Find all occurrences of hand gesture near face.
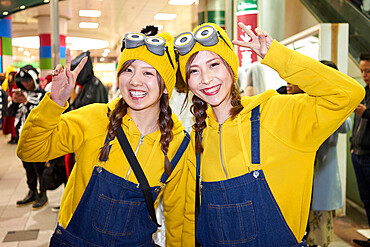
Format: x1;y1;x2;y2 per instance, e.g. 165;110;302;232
50;48;87;106
232;22;273;59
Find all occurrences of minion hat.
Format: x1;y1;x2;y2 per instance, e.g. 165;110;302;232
117;32;178;99
176;23;239;84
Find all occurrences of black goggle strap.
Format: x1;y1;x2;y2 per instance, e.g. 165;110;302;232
217;31;232;50
165;46;175;70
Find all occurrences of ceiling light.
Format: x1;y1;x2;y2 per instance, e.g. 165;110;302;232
79;22;99;29
154;25;163;30
104;49;110;53
44;0;50;3
102;53;108;57
168;0;196;5
100;58;105;62
20;5;26;9
79;10;101;18
154;13;177;20
3;12;8;15
24;51;30;56
13;36;109;51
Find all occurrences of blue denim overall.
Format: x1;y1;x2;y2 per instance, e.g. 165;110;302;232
196;106;308;246
50;131;189;247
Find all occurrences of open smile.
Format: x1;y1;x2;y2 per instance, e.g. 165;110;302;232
201;85;221;96
129;90;147;99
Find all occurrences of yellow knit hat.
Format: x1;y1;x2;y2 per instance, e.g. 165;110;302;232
176;23;239;84
117;32;178;98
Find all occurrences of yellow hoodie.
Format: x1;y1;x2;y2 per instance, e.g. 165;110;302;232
182;41;365;245
17;94;189;246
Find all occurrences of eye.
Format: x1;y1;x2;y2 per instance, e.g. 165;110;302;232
124;67;132;72
210;62;220;68
189;68;198;74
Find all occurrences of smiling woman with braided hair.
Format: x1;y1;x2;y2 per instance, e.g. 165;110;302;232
17;32;189;246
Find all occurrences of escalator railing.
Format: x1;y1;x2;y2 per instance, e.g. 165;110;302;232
300;0;370;63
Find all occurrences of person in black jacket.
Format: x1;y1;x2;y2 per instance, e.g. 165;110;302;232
9;65;47;209
350;52;370;247
70;51;108;110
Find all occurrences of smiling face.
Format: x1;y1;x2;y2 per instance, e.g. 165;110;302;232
119;60;164;115
187;51;234;112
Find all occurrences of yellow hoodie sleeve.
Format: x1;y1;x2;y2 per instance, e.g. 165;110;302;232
261;40;365;151
181;133;197;246
17;92;89;162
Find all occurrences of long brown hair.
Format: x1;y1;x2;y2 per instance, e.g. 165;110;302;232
184;51;243;154
99;60;174;175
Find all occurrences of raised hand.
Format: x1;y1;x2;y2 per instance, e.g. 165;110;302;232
50;48;87;106
232;22;273;59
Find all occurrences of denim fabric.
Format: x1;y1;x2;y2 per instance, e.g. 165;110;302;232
351;153;370;226
49;131;189;246
196;105;308;246
50;167;159;246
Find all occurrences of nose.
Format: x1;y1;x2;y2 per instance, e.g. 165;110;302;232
201;69;213;85
129;72;143;86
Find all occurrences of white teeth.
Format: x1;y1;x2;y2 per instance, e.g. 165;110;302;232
203;85;220;94
130;91;147;97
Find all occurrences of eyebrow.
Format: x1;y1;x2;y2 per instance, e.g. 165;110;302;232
191;57;220;67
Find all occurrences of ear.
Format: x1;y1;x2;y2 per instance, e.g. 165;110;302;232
163;87;168;94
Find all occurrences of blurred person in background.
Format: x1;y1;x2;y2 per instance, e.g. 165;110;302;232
2;67;18;144
9;65;47;209
351;52;370;247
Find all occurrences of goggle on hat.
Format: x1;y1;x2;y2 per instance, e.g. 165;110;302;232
117;32;178;98
175;23;239;84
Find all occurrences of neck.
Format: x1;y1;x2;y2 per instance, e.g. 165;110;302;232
212;96;233;124
129;108;160;136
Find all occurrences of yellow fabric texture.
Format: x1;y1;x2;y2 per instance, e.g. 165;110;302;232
181;40;365;246
177;23;239;84
17;95;188;246
2;65;16;91
117;32;178;98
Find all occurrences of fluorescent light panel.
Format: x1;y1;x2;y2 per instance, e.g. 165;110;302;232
154;13;177;20
168;0;196;5
79;22;99;29
79;10;101;17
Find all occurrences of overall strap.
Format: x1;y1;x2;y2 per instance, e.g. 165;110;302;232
116;127;160;227
250;105;260;165
160;131;190;184
195;132;202;247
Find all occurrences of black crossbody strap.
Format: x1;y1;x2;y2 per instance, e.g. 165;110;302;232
116;127;160;227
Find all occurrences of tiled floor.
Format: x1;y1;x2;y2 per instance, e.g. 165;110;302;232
0;132;368;246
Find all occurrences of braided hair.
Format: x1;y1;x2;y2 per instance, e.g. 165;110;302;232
99;60;174;175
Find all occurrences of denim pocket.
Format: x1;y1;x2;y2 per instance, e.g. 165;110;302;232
92;194;141;236
207;200;257;244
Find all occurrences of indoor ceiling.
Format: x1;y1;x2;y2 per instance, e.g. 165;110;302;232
10;0;197;63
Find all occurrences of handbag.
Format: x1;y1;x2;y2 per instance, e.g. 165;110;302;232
42;156;67;190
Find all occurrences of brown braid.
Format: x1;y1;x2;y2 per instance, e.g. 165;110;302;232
158;92;174;175
191;95;207;154
99;97;128;161
184;52;243;154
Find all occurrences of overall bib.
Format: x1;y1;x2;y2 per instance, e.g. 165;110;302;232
196;106;308;247
50;131;189;247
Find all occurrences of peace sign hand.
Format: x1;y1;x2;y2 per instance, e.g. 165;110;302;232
50;48;87;107
232;22;273;59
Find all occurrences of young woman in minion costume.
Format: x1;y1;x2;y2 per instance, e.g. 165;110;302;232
176;22;364;246
17;32;189;246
